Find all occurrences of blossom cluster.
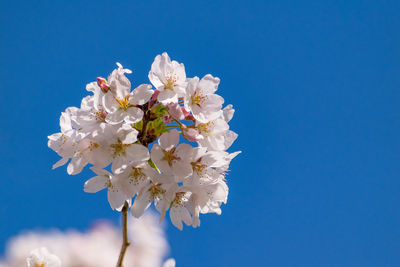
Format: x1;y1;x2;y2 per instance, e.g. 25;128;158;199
0;213;172;267
48;52;240;230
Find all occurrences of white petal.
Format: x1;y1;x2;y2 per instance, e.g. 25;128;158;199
125;144;150;162
198;74;220;94
52;157;69;169
102;91;118;113
130;84;154;105
84;175;109;193
108;188;127;210
163;258;176;267
222;104;235;122
131;188;152;218
67;156;87;175
124;107;144;123
106;109;125;124
157;90;178;104
159;129;179;151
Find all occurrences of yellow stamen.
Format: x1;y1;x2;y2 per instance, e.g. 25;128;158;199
115;96;130;111
165;74;178;90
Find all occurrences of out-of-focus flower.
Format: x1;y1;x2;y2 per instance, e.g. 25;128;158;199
26;247;61;267
0;213;170;267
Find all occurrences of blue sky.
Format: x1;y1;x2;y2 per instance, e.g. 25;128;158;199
1;0;399;266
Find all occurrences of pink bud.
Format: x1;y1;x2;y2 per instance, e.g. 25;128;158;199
182;128;204;142
151;89;160;102
167;103;185;120
181;107;190;117
97;77;110;93
162;115;171;124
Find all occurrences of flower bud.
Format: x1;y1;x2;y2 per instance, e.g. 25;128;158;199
151;89;160;102
182;107;190;117
162;115;171;124
167;103;185;120
182;127;203;142
97;77;110;93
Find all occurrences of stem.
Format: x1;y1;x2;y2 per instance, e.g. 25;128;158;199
116;202;130;267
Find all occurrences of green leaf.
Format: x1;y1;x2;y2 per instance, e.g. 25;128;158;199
148;159;161;173
151;104;168;117
148;117;169;136
134;121;143;131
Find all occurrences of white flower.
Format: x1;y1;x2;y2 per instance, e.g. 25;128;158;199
131;174;175;218
196;117;229;151
184;75;224;123
148;52;187;104
26;247;61;267
150;129;193;181
188;179;229;228
84;167;128;210
103;84;153;125
113;159;157;198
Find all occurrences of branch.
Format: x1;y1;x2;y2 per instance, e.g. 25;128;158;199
116;202;130;267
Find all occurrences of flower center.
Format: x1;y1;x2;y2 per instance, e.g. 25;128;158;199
191;91;207;107
150;183;166;198
116;96;130;111
95;109;107;122
111;140;127;156
165;74;178;90
197;121;215;136
191;159;207;175
162;148;179;166
129;167;146;185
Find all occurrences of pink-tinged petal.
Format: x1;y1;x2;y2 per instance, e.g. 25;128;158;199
182;128;203;142
167;103;185;120
125;107;144;124
157;90;178;104
159;129;179;151
125;144;150;162
131;188;152;218
130;84;154;105
198;74;220;94
84;175;109;193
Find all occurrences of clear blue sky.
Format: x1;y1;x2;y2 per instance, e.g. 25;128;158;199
1;0;399;266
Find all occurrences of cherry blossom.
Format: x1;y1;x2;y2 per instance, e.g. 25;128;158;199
48;53;240;234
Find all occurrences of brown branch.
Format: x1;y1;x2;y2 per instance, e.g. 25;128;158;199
116;202;130;267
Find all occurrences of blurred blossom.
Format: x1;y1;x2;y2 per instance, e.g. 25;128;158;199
0;212;170;267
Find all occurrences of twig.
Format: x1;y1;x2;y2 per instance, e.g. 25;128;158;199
116;202;130;267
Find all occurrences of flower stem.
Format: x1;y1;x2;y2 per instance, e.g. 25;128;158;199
116;202;130;267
